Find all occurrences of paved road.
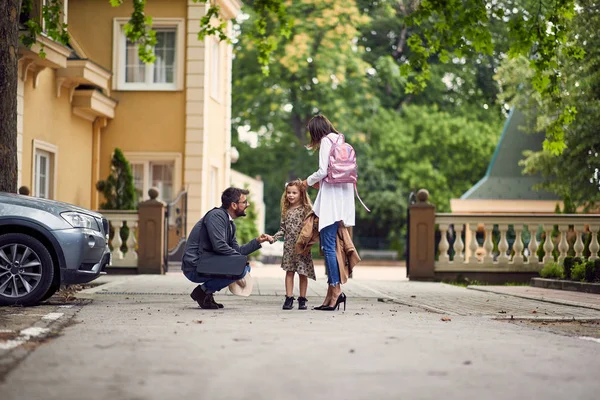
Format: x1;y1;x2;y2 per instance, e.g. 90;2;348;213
1;265;599;400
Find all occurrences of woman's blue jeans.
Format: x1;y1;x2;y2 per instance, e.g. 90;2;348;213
320;222;341;286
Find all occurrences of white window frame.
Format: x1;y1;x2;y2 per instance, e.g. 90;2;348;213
31;139;58;200
210;38;222;102
112;18;185;91
124;152;182;202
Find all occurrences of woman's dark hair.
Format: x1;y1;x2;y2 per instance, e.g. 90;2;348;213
221;187;250;208
307;115;339;149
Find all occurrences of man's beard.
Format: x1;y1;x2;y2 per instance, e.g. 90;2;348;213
235;208;247;218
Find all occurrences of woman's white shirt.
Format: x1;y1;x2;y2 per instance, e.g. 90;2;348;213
307;133;356;231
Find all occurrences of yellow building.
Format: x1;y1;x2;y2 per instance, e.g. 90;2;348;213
16;0;258;233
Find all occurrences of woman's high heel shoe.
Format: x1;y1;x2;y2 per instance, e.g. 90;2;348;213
318;293;346;311
313;297;332;310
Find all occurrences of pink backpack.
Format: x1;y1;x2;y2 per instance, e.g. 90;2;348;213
324;134;371;212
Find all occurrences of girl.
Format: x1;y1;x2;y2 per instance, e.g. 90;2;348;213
272;179;315;310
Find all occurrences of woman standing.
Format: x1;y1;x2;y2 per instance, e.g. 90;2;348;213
303;115;355;311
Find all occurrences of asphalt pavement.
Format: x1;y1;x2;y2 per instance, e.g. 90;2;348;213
0;264;599;400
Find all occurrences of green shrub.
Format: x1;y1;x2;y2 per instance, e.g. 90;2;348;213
595;259;600;282
571;262;587;281
584;260;596;282
563;256;575;279
540;262;564;279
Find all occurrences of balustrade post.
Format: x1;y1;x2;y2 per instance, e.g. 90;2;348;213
573;225;585;258
123;221;138;264
468;224;479;264
557;225;569;264
438;224;450;264
483;225;494;264
453;224;465;263
590;225;600;261
137;188;166;274
111;220;124;260
527;226;540;266
512;224;524;266
408;189;435;281
542;224;555;264
497;224;509;265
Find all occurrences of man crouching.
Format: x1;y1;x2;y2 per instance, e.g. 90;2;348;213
182;187;273;309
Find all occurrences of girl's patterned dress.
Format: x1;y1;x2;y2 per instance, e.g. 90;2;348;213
272;206;315;280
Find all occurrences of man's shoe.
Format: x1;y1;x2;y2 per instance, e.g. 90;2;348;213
200;294;219;309
190;285;206;306
282;296;294;310
190;286;218;309
209;294;224;309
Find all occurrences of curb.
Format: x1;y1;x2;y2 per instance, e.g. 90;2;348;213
0;300;89;382
531;278;600;295
467;286;600;312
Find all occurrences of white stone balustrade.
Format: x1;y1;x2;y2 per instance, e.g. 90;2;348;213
434;214;600;272
100;211;139;268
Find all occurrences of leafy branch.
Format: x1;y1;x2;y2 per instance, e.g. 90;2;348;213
403;0;582;154
110;0;156;63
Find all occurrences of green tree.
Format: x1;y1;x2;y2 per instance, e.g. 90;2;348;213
363;106;500;211
232;0;375;233
496;1;600;210
0;0;585;193
234;187;260;251
96;148;137;210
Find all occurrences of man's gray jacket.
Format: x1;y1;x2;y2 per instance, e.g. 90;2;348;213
182;207;261;273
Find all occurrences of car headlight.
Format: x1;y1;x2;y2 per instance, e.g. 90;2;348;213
61;212;100;231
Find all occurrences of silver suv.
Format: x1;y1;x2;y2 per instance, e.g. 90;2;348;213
0;193;111;306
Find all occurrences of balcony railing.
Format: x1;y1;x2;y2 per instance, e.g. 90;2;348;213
99;211;139;268
434;214;600;272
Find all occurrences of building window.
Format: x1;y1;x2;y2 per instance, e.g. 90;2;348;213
125;152;182;203
32;140;57;199
41;0;68;33
211;39;221;102
113;18;184;91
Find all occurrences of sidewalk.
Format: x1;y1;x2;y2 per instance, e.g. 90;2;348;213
469;285;600;312
87;264;600;319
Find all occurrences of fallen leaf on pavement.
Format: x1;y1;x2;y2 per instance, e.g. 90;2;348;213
194;320;203;324
441;317;452;322
532;310;537;314
498;310;507;314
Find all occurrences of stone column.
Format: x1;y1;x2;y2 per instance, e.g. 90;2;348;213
137;188;166;274
408;189;436;281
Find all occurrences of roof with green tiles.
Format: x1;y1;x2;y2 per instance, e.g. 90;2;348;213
460;109;560;201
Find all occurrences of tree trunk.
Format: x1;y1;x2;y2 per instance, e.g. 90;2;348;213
0;0;21;193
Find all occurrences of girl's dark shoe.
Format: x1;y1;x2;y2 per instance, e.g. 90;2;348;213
282;296;295;310
317;292;346;311
298;297;308;310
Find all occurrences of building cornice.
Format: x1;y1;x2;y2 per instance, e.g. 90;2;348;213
72;90;117;122
18;34;72;88
56;59;113;100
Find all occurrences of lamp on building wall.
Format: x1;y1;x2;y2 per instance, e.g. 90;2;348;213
229;146;239;164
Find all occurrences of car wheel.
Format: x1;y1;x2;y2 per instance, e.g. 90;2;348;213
39;277;61;302
0;233;55;306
